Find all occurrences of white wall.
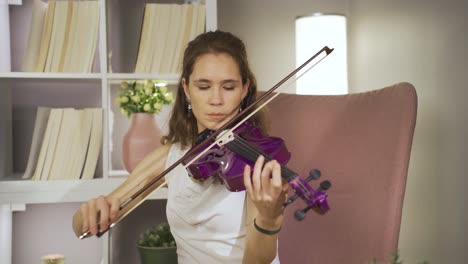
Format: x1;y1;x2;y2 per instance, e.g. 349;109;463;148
348;0;468;263
219;0;468;263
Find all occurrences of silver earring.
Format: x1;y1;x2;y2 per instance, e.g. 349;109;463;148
187;103;192;117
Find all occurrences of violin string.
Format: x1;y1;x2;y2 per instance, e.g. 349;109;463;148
228;137;313;197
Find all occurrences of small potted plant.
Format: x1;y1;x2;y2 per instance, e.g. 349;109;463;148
137;222;177;264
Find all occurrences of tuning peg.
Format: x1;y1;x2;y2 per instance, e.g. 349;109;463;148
306;169;321;182
294;206;312;221
318;180;331;192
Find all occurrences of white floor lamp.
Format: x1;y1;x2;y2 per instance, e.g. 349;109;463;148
295;13;348;95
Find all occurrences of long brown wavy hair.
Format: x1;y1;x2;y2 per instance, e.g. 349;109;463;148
162;30;268;148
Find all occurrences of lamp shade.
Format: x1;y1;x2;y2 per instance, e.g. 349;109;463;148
295;14;347;95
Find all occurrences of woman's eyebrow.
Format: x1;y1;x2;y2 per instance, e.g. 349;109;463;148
221;79;240;85
193;79;240;84
193;79;211;84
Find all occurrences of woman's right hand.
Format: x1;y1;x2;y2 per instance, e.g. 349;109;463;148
78;195;120;236
72;143;171;238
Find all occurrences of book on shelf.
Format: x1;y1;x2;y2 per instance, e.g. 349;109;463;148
22;0;47;72
34;108;63;181
23;107;51;179
25;107;102;181
134;3;206;74
35;0;56;72
25;0;99;73
81;108;103;180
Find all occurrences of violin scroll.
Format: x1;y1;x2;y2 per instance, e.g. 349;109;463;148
285;169;332;221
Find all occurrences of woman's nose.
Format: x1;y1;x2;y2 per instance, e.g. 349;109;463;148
209;89;223;105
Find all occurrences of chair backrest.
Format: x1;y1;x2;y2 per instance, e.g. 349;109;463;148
269;83;417;264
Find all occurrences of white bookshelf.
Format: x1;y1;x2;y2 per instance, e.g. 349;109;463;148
0;0;217;263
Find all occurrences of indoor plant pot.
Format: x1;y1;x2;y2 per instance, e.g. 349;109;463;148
137;245;177;264
137;222;177;264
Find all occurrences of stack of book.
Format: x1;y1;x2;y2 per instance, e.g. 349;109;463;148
23;107;103;181
134;3;206;74
22;0;100;73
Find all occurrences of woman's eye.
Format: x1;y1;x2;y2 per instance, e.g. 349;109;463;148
224;86;235;91
198;86;210;90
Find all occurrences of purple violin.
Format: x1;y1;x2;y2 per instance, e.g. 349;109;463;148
182;120;331;220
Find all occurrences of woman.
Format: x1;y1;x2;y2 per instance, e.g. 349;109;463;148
73;30;287;263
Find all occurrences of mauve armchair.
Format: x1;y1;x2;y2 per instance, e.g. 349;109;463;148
268;83;417;264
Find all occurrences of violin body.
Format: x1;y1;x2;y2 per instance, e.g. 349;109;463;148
182;121;291;191
183;120;331;219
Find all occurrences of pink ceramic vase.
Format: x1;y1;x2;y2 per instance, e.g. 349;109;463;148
122;113;162;173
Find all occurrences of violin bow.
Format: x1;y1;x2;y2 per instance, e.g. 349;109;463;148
78;46;334;239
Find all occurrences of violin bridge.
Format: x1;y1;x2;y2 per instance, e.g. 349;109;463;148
215;130;234;146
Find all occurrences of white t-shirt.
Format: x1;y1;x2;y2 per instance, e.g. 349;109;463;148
165;143;280;264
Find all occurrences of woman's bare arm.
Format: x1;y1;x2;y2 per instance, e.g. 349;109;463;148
72;143;171;237
243;195;284;264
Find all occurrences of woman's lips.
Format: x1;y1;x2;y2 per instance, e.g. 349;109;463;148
207;113;226;121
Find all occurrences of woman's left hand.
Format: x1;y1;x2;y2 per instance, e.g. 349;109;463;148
243;155;288;226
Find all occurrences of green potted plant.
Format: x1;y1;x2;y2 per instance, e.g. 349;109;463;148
137;222;177;264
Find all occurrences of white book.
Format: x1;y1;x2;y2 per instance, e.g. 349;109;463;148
39;108;63;181
196;4;206;36
150;4;171;73
160;4;181;74
171;4;190;74
62;1;79;72
64;1;83;72
134;4;152;73
84;1;100;72
23;107;51;180
81;108;103;180
45;1;69;72
35;0;56;72
189;3;200;42
22;0;47;72
144;5;160;73
32;108;63;181
48;108;76;180
72;2;91;72
69;109;93;180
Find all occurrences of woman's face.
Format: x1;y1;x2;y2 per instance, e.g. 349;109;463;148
182;53;249;133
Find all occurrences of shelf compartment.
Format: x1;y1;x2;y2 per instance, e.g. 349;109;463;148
8;0;102;73
13;202;103;264
108;83;176;172
4;80;103;181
